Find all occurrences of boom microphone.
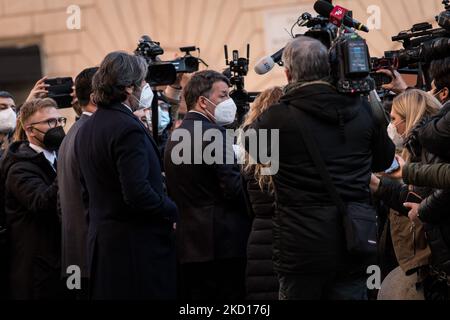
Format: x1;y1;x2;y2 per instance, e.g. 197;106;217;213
254;47;284;75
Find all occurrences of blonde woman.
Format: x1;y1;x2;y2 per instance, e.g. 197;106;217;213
240;86;282;300
388;89;442;164
371;89;442;299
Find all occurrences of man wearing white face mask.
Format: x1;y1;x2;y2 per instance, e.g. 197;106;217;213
164;70;251;301
0;91;17;158
74;52;178;300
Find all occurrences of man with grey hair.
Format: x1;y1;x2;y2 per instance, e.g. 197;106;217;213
250;36;395;300
74;51;178;300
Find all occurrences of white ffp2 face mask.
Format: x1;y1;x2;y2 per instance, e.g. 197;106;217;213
0;107;17;134
204;97;237;126
387;123;405;151
139;83;154;109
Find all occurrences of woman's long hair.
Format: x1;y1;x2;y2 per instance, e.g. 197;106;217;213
240;86;283;191
392;89;441;161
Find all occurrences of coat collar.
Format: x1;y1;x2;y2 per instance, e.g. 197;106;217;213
104;102;161;156
184;111;212;123
107;102;134;116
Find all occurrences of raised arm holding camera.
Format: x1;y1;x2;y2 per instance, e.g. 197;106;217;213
250;36;394;300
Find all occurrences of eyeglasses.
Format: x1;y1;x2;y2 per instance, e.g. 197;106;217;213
29;117;67;129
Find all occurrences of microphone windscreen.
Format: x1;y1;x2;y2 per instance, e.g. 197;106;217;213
254;56;275;75
313;0;334;17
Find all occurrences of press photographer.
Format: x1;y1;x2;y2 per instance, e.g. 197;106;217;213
249;34;394;300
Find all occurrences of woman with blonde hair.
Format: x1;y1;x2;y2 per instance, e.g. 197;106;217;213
240;86;282;300
389;89;442;163
241;86;283;190
371;89;444;300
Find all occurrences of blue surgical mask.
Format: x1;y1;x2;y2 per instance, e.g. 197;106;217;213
158;105;171;134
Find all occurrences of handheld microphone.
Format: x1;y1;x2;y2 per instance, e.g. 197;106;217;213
254;47;284;75
313;0;369;33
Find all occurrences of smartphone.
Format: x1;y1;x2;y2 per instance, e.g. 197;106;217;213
385;158;400;174
405;191;423;204
45;77;74;109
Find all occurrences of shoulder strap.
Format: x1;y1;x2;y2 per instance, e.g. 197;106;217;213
286;104;347;214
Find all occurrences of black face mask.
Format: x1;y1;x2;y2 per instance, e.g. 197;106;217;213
36;126;66;151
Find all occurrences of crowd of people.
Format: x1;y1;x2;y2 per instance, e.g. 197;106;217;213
0;35;449;300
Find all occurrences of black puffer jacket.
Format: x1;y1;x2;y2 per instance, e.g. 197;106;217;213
242;171;278;300
251;83;395;274
0;141;63;300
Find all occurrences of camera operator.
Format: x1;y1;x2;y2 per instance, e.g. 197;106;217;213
74;51;178;300
250;36;395;300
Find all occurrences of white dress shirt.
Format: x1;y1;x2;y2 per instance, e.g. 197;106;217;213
122;103;133;113
29;143;57;169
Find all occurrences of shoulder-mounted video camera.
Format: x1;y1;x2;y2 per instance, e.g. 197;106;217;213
135;35;205;87
371;1;450;91
258;1;374;95
330;32;375;94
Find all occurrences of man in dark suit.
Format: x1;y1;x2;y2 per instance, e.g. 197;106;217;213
58;67;98;299
74;52;178;300
164;70;251;300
